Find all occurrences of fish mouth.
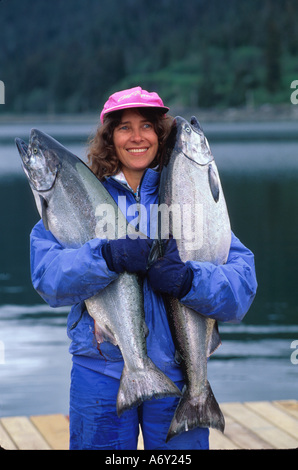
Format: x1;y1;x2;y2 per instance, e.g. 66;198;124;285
16;130;60;193
15;137;29;160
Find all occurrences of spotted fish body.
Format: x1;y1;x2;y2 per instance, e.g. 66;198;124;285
15;129;181;417
157;116;231;442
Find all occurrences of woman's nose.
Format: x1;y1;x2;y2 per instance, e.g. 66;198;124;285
130;128;143;142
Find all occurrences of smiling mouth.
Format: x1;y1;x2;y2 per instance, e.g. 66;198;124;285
127;148;149;154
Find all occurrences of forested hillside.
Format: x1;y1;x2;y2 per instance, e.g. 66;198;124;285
1;0;297;113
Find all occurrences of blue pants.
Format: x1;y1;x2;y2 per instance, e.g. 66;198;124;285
69;363;209;450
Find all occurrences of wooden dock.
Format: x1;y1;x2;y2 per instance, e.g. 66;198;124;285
0;400;297;450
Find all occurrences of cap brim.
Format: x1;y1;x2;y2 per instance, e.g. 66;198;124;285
101;103;169;122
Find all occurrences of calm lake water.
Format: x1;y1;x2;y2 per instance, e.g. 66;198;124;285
0;118;297;418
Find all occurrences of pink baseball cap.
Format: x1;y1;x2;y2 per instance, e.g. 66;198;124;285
100;86;169;123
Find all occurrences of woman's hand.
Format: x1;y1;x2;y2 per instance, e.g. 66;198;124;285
147;237;193;299
102;235;154;275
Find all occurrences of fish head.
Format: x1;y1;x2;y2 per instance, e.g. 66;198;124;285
15;128;61;193
169;116;214;167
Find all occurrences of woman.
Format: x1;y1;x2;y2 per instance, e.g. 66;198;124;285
30;86;257;450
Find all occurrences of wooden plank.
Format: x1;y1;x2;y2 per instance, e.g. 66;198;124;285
209;427;240;449
1;401;297;450
274;400;298;420
1;416;51;450
30;414;69;450
221;402;298;449
222;415;273;449
245;401;298;442
0;422;17;450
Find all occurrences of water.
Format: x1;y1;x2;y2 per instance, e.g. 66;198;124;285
0;118;297;418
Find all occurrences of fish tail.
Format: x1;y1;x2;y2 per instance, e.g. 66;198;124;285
166;381;225;442
116;359;182;417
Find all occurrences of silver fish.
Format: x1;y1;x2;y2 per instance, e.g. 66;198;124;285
15;129;181;416
155;116;231;442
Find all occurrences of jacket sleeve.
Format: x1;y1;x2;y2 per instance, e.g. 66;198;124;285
30;220;118;308
180;232;257;323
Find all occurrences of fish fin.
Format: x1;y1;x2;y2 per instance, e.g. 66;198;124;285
190;116;203;132
208;164;220;203
143;320;149;338
166;381;225;442
39;195;49;230
116;358;181;416
174;349;183;364
207;321;222;357
94;320;117;346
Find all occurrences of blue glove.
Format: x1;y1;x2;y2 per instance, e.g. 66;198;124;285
102;235;153;275
147;237;194;299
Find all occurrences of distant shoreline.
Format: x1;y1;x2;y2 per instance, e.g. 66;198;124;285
0;103;297;124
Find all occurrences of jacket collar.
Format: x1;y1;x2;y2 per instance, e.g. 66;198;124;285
108;168;160;196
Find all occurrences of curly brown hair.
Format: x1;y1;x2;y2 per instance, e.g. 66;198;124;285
86;108;173;180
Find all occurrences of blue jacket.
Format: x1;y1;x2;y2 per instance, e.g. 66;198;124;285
30;168;257;381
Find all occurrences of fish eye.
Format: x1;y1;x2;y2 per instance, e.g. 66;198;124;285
33;148;38;154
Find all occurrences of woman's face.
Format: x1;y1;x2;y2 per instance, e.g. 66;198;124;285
113;109;159;176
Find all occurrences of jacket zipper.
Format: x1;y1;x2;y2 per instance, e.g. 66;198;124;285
111;176;142;203
110;178;144;235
